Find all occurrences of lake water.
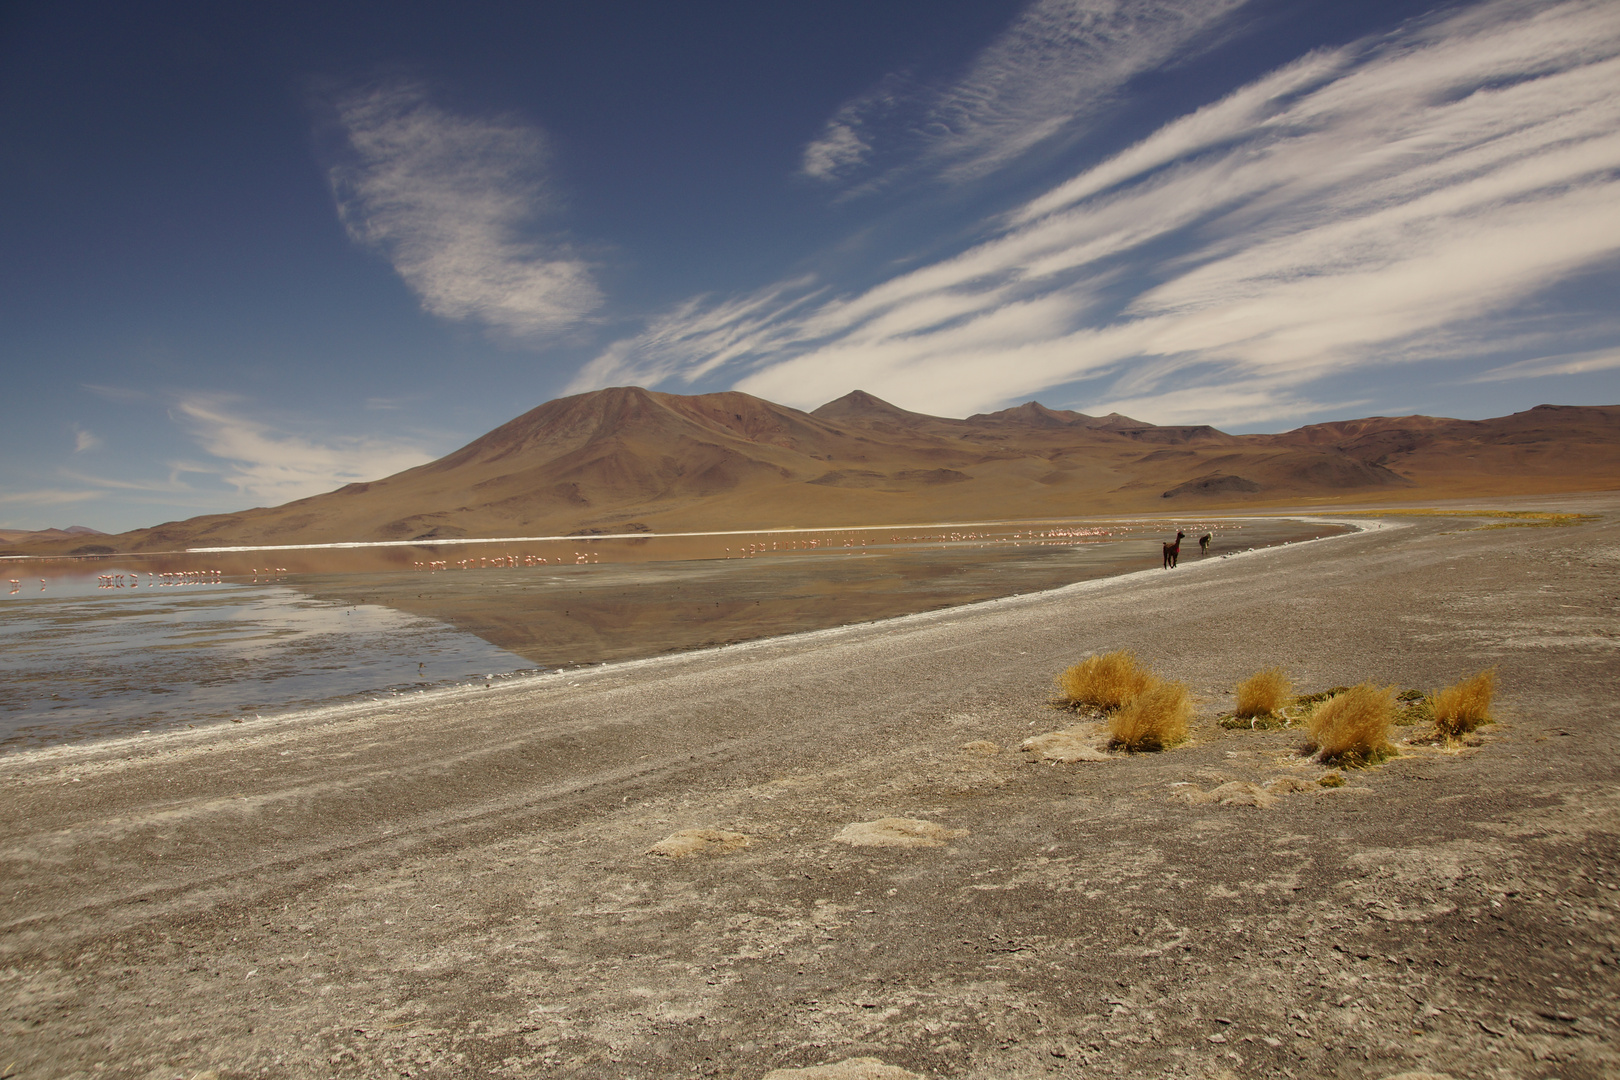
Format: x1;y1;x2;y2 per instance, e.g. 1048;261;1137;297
0;580;537;750
1;517;1348;749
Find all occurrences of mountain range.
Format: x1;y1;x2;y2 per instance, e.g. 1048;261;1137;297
0;525;105;545
12;388;1619;554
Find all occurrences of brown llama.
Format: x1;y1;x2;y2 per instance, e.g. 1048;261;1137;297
1198;533;1211;556
1163;530;1185;569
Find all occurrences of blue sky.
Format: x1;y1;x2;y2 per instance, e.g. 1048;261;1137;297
3;0;1617;533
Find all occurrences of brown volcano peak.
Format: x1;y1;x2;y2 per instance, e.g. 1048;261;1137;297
810;389;907;418
14;389;1616;554
811;389;974;437
970;401;1093;427
812;390;969;427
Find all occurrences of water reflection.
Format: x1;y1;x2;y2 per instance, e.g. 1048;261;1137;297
1;517;1347;749
0;584;535;750
6;519;1225;589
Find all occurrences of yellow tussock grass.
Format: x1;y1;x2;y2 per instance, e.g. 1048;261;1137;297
1307;683;1395;765
1109;678;1191;752
1056;649;1154;709
1430;669;1496;737
1235;667;1293;718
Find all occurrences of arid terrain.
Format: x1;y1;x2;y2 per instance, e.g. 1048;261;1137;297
2;495;1616;1079
8;388;1617;555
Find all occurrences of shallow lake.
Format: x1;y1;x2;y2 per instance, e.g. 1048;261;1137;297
1;516;1348;749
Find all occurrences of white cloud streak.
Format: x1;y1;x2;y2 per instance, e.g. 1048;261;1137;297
1471;346;1620;382
54;466;231;497
800;0;1244;190
801;97;886;183
174;396;434;505
0;489;102;507
329;81;601;341
588;0;1620;426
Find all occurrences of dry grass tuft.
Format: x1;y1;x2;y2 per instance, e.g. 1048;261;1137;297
1394;688;1433;726
1235;667;1293;718
1021;727;1109;763
1109;678;1191;752
1056;650;1154;710
1294;685;1351;707
1317;771;1345;788
1430;669;1496;737
1307;683;1396;766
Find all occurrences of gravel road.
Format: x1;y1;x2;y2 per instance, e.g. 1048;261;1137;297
2;499;1616;1080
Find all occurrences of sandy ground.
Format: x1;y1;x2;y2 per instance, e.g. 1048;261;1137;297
1;498;1617;1080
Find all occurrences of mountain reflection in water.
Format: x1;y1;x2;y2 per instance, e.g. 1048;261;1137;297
1;517;1348;748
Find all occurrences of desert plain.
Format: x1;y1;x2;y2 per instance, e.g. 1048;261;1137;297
2;494;1617;1080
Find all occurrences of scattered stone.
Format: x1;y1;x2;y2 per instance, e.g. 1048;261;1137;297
1021;726;1109;762
646;828;752;857
834;817;968;848
1379;1073;1457;1080
761;1058;923;1080
1263;775;1316;794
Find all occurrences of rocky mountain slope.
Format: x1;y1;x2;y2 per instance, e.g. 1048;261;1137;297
17;389;1619;552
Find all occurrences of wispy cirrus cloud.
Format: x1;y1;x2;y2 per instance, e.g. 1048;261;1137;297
800;74;908;185
800;0;1245;191
0;489;103;507
566;276;825;395
590;0;1620;428
55;468;196;494
328;80;601;342
1470;346;1620;382
173;395;434;505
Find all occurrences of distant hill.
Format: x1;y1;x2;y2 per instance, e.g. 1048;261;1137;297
0;525;105;544
13;390;1619;553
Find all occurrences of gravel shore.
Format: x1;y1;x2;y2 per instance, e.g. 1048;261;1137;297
2;498;1616;1080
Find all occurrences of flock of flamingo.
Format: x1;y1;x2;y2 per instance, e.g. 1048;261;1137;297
721;526;1127;560
388;525;1148;572
95;570;226;589
410;552;601;571
4;524;1219;597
